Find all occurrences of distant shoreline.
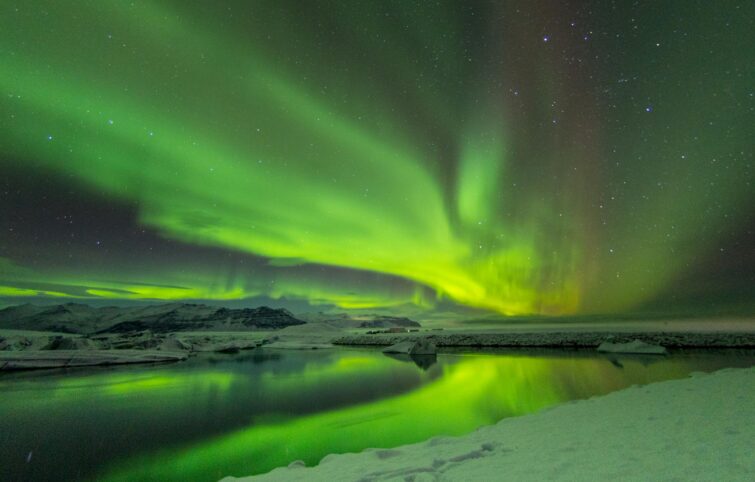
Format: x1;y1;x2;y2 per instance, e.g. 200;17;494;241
334;330;755;349
3;317;754;371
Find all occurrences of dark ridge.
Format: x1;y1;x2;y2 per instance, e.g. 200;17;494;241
0;303;306;334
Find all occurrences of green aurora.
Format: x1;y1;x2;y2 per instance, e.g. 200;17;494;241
1;1;753;317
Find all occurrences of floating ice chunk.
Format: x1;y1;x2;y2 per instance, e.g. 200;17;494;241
597;339;667;355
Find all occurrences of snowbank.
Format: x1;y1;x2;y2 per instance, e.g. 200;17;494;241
224;366;754;481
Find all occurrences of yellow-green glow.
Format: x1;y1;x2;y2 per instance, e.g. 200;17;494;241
0;286;42;297
0;285;71;298
1;1;752;316
99;354;708;481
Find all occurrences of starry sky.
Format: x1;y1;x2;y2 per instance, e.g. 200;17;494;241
0;1;753;319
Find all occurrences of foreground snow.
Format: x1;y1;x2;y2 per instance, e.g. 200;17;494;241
224;366;754;481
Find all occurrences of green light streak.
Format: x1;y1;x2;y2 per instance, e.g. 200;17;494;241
0;1;751;315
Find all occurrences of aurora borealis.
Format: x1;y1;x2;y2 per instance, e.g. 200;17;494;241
1;1;753;317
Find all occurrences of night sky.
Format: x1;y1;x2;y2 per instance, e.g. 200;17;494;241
1;1;753;319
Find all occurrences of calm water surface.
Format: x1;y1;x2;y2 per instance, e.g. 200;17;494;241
1;348;753;481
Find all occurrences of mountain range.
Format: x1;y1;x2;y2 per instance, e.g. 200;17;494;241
0;302;306;334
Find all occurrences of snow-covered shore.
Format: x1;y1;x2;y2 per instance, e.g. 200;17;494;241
224;366;754;481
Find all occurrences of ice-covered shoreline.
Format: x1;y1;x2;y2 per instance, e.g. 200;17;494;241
225;366;755;481
334;330;755;349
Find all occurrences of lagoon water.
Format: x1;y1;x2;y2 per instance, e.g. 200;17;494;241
1;347;753;481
